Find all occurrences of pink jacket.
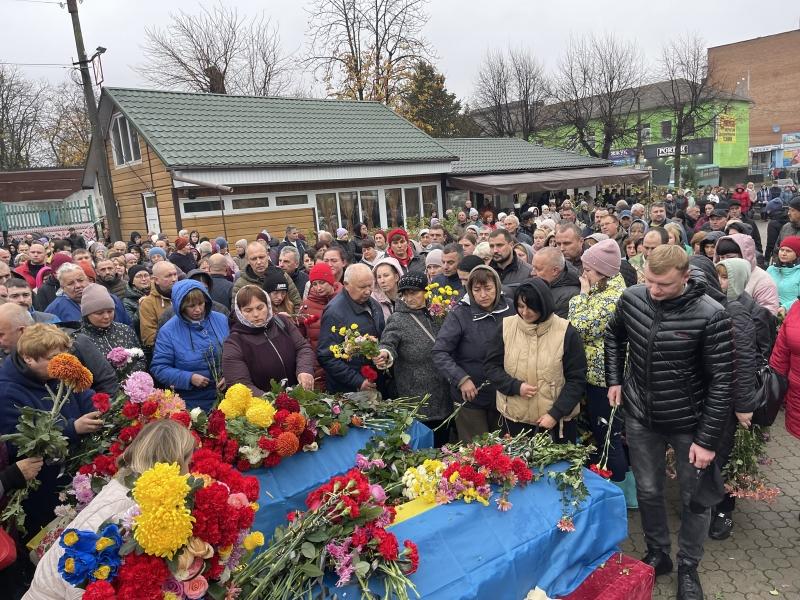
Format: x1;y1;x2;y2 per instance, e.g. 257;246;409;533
24;479;135;600
714;233;779;315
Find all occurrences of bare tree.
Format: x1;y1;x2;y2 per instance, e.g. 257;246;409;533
137;3;292;96
552;34;645;158
508;48;549;141
0;65;48;169
473;50;514;136
41;78;91;167
657;34;730;186
305;0;432;106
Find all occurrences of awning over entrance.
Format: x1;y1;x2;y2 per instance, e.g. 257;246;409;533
447;166;651;195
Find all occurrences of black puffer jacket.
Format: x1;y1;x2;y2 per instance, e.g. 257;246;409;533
604;274;734;450
548;263;581;318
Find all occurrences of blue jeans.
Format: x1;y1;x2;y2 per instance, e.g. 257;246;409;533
626;416;711;567
586;384;629;482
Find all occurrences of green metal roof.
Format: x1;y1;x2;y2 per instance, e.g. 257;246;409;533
436;137;611;175
103;88;457;169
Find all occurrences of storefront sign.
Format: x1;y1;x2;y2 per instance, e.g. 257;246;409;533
749;144;782;153
782;132;800;145
717;115;736;144
643;138;713;160
609;148;637;165
784;148;800;168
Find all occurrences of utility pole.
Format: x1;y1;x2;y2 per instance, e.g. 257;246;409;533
66;0;121;241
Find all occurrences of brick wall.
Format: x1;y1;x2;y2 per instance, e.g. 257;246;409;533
708;30;800;147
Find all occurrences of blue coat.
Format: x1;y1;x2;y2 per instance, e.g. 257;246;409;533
150;279;229;411
0;353;95;537
317;291;385;393
767;263;800;312
45;293;131;326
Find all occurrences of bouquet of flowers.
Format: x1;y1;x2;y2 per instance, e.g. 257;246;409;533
57;451;262;599
217;384;316;471
424;282;459;323
235;469;419;600
328;323;379;360
105;347;144;375
588;405;618;480
0;353;93;532
723;425;781;502
401;443;533;511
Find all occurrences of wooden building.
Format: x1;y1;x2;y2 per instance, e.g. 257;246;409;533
82;88;457;242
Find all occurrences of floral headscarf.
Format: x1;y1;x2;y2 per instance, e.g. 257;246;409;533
233;285;272;329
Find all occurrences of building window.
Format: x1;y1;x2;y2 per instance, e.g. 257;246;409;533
404;188;421;225
660;120;672;139
422;185;438;218
338;191;359;231
275;194;308;207
232;197;269;210
110;115;141;166
316;193;339;233
385;188;403;227
683;116;695;137
183;200;222;214
640;122;651;142
359;190;380;229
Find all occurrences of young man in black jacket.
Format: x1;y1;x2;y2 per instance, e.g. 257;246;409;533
605;245;734;600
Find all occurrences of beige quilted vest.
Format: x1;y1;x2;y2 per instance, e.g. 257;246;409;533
495;314;579;425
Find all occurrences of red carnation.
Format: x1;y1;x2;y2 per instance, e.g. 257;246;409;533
140;400;158;417
93;454;118;477
237;459;251;472
275;392;300;413
287;510;300;522
267;424;283;438
222;438;239;463
118;424;142;443
78;464;93;475
121;401;139;420
263;453;282;467
91;393;111;414
242;476;260;501
274;409;290;424
115;552;169;599
589;464;613;479
299;429;315;446
83;580;117;600
374;528;399;561
403;540;419;574
108;442;124;457
360;365;378;383
171;411;191;427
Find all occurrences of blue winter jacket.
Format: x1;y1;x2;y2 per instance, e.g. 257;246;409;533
150;279;229;411
317;291;385;393
45;293;131;326
767;263;800;311
0;352;95;537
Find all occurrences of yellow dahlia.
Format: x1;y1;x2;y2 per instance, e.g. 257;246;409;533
245;399;276;428
219;383;253;418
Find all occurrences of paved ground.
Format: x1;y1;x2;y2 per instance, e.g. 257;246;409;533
620;411;800;600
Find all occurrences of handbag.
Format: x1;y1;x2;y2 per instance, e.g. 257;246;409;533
751;364;787;427
0;527;17;570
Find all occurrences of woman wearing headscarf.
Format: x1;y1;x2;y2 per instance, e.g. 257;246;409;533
484;278;587;443
567;239;635;506
297;263;341;390
374;272;452;446
371;256;403;320
709;258;763;539
432;264;514;441
223;285;315;396
384;228;424;274
151;279;229;411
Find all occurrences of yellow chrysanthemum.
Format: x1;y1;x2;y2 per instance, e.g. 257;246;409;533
246;399;277;428
243;531;265;551
219;383;253;419
134;505;194;559
350;323;358;330
133;463;190;512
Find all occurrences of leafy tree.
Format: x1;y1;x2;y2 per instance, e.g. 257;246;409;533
398;61;474;137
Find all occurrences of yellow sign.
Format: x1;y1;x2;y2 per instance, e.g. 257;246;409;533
717;115;736;144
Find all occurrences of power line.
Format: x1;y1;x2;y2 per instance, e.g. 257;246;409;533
0;61;74;69
12;0;64;5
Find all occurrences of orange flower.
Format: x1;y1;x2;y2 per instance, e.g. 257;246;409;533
329;421;341;435
47;353;93;392
275;431;300;457
284;412;306;435
350;416;363;427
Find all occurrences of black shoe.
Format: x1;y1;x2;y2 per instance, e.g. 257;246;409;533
709;511;733;540
641;548;673;576
677;565;704;600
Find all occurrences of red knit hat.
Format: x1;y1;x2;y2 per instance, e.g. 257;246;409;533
308;262;335;286
386;228;408;245
175;236;189;250
779;236;800;256
49;252;74;274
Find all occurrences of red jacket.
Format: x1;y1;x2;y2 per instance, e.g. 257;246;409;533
770;301;800;439
732;189;751;214
298;283;342;389
13;261;38;288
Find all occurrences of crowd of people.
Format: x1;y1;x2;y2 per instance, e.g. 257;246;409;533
0;179;799;600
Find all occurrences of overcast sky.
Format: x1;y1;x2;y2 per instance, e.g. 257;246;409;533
2;0;797;101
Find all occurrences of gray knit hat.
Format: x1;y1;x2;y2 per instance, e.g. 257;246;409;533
81;283;115;316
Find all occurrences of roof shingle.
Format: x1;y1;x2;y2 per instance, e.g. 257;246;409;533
436;138;610;175
104;88;457;169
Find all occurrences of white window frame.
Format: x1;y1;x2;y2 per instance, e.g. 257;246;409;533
110;114;142;168
176;183;442;228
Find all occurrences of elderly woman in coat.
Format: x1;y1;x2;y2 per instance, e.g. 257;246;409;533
373;272;452;446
